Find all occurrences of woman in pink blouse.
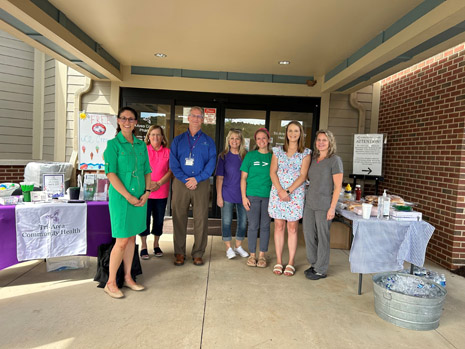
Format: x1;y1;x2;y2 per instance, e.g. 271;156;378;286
139;125;172;259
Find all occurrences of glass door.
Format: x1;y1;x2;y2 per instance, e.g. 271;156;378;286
268;111;314;149
174;105;218;215
126;102;171;142
224;109;266;151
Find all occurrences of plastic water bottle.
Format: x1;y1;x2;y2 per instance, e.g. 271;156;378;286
439;274;446;287
377;196;383;219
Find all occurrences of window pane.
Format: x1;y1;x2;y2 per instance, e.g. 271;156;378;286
127;103;171;143
224;109;266;151
269;111;313;149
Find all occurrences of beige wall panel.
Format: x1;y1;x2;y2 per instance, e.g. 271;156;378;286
0;118;32;128
0;63;33;77
43;52;55;161
44;103;55;113
1;135;32;144
0;126;32;137
44;94;55;104
0;91;32;104
0;72;32;85
68;75;87;85
0;109;30;120
0;54;34;69
0;81;33;94
0;44;34;60
0;29;34;160
0;152;31;160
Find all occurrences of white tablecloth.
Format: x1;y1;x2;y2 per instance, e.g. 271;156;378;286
339;210;435;274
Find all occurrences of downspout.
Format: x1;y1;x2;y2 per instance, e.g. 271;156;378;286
70;77;92;186
349;92;366;134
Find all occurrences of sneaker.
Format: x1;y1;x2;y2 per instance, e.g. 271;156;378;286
226;248;237;259
234;246;249;258
304;266;314;275
154;247;163;257
305;269;327;280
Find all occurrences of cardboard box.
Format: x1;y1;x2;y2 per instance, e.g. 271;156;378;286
330;221;351;250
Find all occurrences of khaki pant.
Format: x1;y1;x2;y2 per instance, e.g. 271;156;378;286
172;178;209;258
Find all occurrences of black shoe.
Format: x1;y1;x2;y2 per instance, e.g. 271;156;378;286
154;247;163;257
304;266;314;275
305;269;327;280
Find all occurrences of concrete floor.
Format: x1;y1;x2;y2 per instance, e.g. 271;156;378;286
0;228;464;349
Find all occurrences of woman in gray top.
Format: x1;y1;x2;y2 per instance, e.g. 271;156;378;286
303;130;343;280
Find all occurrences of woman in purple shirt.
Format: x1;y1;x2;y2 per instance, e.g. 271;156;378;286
216;129;249;259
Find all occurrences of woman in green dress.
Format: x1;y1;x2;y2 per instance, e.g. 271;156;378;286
103;107;152;299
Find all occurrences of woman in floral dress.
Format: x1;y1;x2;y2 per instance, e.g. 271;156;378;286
268;121;311;276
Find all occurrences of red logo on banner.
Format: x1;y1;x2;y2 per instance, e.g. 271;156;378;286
92;123;106;135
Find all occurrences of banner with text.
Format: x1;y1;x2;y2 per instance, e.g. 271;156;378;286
16;203;87;261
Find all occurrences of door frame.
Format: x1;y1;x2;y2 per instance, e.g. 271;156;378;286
121;88;321;218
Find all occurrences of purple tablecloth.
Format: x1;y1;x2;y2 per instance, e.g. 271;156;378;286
0;201;112;270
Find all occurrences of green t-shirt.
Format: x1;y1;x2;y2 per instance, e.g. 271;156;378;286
240;150;272;197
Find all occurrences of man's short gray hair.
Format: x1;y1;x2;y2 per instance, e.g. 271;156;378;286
189;106;204;117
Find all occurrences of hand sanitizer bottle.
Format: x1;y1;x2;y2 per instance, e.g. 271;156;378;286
382;189;390;218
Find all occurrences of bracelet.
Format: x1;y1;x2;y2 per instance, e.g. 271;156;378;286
145;189;151;193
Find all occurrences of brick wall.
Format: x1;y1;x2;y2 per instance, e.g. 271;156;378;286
379;43;465;270
0;165;26;183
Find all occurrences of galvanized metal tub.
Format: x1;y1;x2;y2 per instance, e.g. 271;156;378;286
372;272;447;331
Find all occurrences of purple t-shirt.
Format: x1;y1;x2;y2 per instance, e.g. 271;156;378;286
215;152;242;204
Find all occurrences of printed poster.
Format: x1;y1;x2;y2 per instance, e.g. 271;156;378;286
79;112;117;170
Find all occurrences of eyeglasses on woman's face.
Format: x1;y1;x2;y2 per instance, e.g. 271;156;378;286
119;117;136;123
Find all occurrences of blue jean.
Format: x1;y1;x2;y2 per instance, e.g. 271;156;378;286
140;198;168;237
246;196;271;253
221;201;247;241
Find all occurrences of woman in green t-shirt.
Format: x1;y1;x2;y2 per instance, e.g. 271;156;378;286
240;128;272;268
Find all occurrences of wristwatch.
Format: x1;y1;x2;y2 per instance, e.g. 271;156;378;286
286;189;290;195
145;189;151;193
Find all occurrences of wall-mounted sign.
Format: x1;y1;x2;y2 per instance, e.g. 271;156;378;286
353;134;383;176
79;113;117;170
204;108;216;125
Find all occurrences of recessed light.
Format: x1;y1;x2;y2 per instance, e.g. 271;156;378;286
154;53;167;58
279;61;290;65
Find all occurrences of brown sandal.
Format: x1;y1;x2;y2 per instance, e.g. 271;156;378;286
247;256;257;267
257;257;267;268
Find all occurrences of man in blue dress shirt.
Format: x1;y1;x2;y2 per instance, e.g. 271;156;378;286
169;106;217;266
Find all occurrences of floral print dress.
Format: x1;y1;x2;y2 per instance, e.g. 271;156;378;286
268;146;311;221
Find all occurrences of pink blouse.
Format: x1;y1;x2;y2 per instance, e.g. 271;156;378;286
147;144;170;199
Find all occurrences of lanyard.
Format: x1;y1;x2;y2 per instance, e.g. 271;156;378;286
186;131;202;156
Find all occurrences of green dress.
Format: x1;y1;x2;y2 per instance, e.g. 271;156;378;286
104;132;151;238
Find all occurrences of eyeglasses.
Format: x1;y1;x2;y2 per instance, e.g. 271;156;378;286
230;128;242;133
119;117;136;123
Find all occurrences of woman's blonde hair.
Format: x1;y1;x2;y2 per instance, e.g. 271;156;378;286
283;120;305;153
220;129;246;160
313;129;337;159
145;125;168;147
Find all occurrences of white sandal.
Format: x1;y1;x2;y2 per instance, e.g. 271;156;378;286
273;264;284;275
284;265;295;276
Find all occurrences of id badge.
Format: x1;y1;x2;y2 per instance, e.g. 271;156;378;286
185;157;194;166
